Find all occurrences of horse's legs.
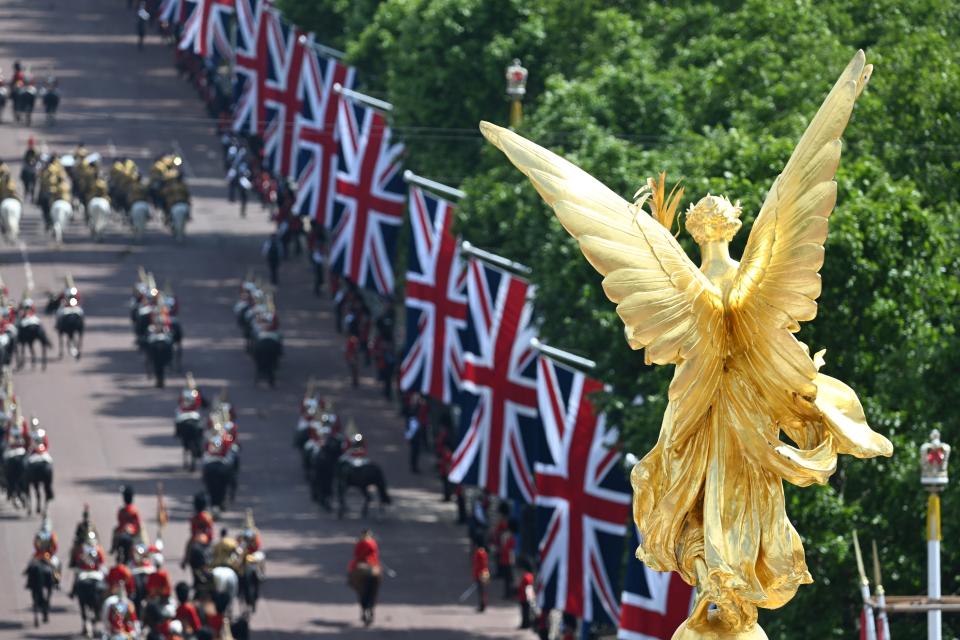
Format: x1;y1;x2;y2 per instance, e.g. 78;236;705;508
57;331;64;360
362;487;371;519
41;342;46;371
76;330;83;359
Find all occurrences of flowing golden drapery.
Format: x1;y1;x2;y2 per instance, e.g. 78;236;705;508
480;51;892;637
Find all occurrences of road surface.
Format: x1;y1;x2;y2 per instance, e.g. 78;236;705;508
0;1;526;637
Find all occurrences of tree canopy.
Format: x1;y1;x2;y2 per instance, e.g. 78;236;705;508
279;0;960;636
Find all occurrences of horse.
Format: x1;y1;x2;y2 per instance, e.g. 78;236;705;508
41;87;59;125
24;558;54;626
348;563;382;627
86;196;110;241
0;323;16;366
16;315;50;370
170;201;189;241
144;330;173;388
336;456;391;520
75;570;106;638
202;456;236;514
250;330;282;387
50;198;73;245
129;199;149;240
238;558;263;613
25;452;54;515
174;411;204;471
54;304;84;360
309;433;344;511
2;446;27;507
20;160;37;201
13;85;37;126
0;85;7;122
1;197;22;242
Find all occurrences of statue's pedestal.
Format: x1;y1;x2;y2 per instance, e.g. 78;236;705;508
671;621;768;640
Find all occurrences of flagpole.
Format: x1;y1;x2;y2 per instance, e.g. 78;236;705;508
299;35;345;61
460;240;531;276
333;83;393;113
853;531;879;640
403;170;465;201
530;337;596;371
872;539;892;640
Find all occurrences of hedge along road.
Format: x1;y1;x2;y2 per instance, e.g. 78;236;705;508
0;1;525;637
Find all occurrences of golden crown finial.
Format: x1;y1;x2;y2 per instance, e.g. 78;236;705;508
684;194;742;244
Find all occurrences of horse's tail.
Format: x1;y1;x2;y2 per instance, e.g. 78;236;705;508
40;327;52;347
43;463;54;501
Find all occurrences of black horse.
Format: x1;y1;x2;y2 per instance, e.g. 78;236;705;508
309;434;344;511
41;87;59;125
21;160;37;202
25;455;54;515
12;85;36;126
337;457;391;519
202;457;236;514
75;572;105;637
250;331;282;387
238;562;262;613
16;318;50;370
144;331;174;388
2;448;27;506
175;413;204;471
53;306;84;360
25;559;54;627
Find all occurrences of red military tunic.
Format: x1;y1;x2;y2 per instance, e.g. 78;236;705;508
175;601;201;634
190;511;215;543
179;390;202;412
106;599;138;634
472;547;490;582
347;536;380;572
33;532;58;560
146;567;172;600
107;563;135;595
116;504;142;537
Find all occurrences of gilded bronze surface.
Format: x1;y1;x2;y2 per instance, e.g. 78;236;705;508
480;50;893;638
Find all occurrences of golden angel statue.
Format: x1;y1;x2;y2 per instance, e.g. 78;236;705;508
480;50;893;639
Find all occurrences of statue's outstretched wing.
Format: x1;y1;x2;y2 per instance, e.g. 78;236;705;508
730;50;872;330
479;122;723;371
480;122;724;444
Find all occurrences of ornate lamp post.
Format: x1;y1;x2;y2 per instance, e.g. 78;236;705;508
505;58;528;128
920;429;950;640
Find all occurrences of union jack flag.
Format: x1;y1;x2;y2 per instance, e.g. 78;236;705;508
399;186;467;403
158;0;186;25
231;0;264;133
618;528;694;640
328;97;405;295
291;50;354;223
256;14;312;177
178;0;235;60
535;356;630;625
448;259;541;503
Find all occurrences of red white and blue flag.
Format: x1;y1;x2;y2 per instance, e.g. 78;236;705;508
448;259;540;503
259;16;310;177
231;0;265;133
535;356;630;625
327;97;405;295
178;0;235;60
618;528;694;640
158;0;186;25
292;50;354;223
399;186;467;403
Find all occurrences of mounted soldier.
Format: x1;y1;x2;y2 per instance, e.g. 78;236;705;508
30;514;61;583
69;505;107;637
111;485;145;564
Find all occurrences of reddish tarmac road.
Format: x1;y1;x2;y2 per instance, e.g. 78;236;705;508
0;1;525;637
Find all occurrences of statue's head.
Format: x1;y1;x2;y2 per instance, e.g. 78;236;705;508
685;194;742;244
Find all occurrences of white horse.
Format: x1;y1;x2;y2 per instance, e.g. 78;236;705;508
170;202;189;242
50;199;73;246
86;197;110;241
0;198;22;242
212;565;239;614
129;200;150;240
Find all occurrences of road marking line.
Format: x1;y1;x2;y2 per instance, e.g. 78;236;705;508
17;240;34;292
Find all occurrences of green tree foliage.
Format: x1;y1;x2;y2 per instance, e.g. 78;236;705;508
281;0;959;636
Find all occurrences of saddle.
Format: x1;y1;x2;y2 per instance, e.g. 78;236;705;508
26;452;52;465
